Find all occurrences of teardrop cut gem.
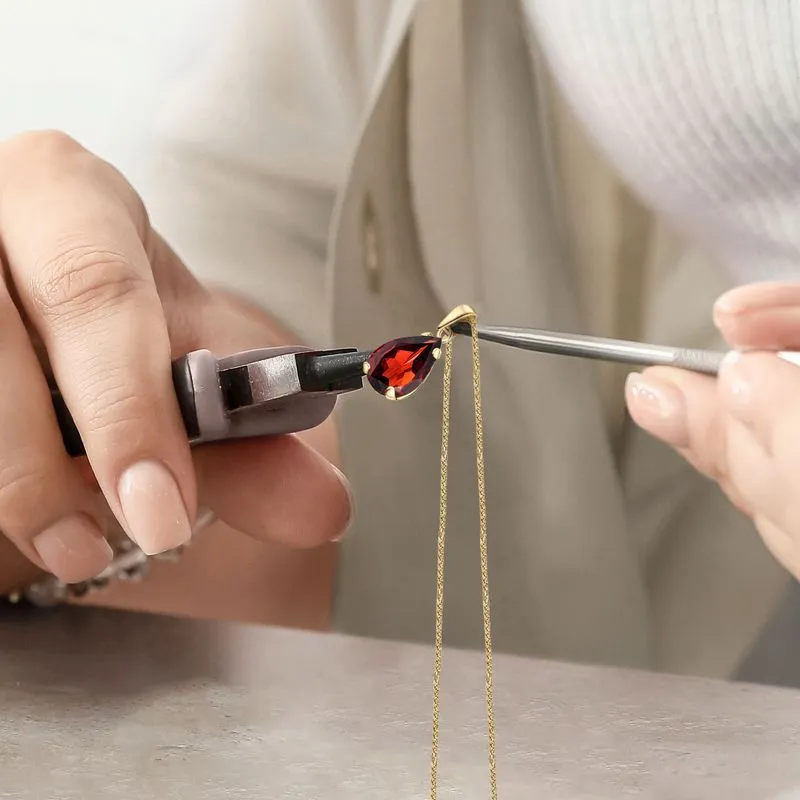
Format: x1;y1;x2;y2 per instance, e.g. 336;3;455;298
366;335;442;399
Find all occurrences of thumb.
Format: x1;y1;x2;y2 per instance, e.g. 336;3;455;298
714;281;800;350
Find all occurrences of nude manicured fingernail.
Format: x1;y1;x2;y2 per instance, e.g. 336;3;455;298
329;463;354;541
714;291;751;317
625;373;688;446
32;514;112;583
117;461;192;555
718;350;753;419
714;283;800;317
194;506;216;533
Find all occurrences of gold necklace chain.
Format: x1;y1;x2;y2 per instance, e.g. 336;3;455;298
429;311;497;800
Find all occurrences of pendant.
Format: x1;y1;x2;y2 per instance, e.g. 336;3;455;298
362;305;476;400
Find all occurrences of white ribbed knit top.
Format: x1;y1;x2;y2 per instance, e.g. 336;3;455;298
529;1;800;282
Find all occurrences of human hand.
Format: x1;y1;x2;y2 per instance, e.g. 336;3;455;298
625;281;800;579
0;131;351;590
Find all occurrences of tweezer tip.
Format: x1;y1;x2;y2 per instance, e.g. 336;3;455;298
451;321;473;336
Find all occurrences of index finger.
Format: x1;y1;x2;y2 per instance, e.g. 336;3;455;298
0;131;196;555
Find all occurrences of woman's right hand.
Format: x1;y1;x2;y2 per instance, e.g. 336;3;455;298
0;130;352;592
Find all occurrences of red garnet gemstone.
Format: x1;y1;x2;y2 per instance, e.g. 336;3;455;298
366;336;442;398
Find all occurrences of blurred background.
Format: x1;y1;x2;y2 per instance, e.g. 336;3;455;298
0;0;218;194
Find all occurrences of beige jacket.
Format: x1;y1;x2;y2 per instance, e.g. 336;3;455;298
142;0;788;678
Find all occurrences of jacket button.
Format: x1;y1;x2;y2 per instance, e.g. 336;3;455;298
361;194;382;294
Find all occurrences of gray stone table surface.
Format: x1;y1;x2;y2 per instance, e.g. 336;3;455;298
1;606;800;799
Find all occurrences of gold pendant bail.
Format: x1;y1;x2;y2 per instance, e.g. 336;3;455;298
436;304;476;338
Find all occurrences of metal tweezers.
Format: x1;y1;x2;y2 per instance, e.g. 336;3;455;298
451;322;725;374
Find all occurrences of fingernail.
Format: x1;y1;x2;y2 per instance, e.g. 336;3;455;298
117;461;192;555
625;372;688;446
714;291;748;318
719;350;753;418
329;463;354;541
32;513;112;583
194;505;216;533
778;351;800;369
712;292;751;330
714;283;800;318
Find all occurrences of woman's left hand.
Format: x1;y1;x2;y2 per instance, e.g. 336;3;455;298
625;281;800;579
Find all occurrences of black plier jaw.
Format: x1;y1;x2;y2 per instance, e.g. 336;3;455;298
218;348;368;412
